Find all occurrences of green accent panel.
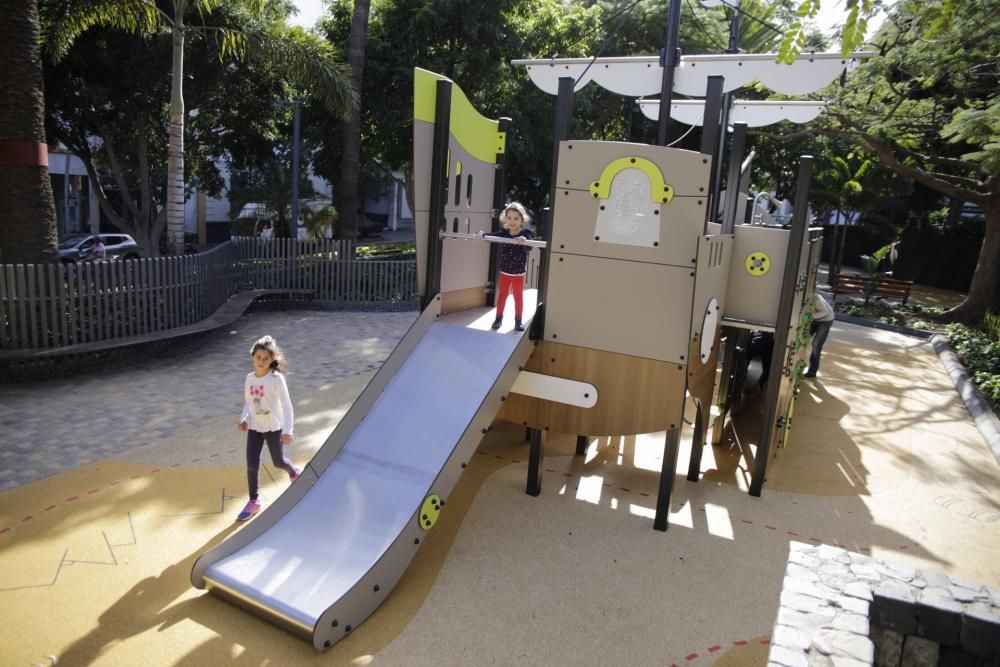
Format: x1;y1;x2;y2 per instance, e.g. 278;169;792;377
496;131;507;155
588;157;674;203
413;67;500;164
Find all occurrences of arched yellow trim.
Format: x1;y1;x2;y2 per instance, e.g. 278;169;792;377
589;157;674;203
414;68;501;164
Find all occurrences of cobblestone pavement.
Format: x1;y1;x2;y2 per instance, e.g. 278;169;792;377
0;308;417;490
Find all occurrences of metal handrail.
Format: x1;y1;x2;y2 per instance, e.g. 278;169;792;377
439;231;548;249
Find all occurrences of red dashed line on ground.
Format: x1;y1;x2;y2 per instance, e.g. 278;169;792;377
43;505;56;511
787;530;800;536
0;528;9;535
765;524;777;530
150;468;161;474
21;516;33;523
733;640;748;646
87;489;99;494
66;496;79;502
742;518;754;524
685;653;699;661
110;481;121;486
708;645;722;653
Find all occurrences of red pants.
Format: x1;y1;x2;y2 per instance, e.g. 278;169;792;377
496;272;525;318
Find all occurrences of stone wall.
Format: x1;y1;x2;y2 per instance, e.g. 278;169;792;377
767;542;1000;667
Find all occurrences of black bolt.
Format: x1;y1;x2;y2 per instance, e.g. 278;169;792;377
653;242;659;247
584;393;589;398
654;210;659;215
551;358;556;363
422;514;428;520
552;334;558;339
325;641;331;648
482;428;488;433
414;538;420;544
698;200;703;205
595;236;600;241
630;158;636;163
500;395;506;401
374;585;380;592
440;500;445;506
560;244;564;249
462;462;467;468
559;257;563;262
332;620;339;627
346;625;352;632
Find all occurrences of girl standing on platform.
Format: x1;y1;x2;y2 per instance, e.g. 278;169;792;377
481;202;533;331
236;335;300;521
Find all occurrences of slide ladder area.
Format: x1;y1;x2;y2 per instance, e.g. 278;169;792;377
191;295;537;650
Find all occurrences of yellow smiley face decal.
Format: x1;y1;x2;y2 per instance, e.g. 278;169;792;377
745;252;771;276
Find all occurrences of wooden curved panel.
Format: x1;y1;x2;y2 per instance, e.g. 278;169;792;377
497;341;686;436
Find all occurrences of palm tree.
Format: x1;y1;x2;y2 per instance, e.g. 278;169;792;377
41;0;356;255
0;0;58;263
337;0;371;241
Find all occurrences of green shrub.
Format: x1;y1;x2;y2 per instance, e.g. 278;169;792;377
945;321;1000;411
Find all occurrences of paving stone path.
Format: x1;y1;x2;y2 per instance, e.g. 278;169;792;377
0;309;417;490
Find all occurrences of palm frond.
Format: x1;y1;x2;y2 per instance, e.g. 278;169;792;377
40;0;164;61
241;25;357;119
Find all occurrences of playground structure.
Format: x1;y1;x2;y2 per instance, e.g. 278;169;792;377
189;34;873;650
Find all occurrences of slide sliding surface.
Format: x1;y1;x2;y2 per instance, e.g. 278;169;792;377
192;302;535;650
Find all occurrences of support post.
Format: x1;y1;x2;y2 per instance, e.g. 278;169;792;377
422;80;452;310
721;122;748;235
575;435;588;456
527;427;544;497
701;76;725;229
656;0;683;146
488;117;513;307
535;77;575;335
653;428;681;531
749;156;813;497
686;402;705;481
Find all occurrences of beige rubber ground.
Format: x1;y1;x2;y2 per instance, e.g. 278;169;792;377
2;320;997;666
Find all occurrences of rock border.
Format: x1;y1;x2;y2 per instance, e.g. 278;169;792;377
930;334;1000;466
768;542;1000;667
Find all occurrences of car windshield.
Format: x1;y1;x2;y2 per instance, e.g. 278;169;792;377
59;235;91;249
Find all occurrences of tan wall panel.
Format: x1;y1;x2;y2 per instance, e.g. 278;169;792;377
556;141;711;197
724;225;791;325
413;120;434;213
545;254;694;363
443;140;496;215
440;226;491;293
533;342;686;436
550;189;704;269
689;233;733;363
440;286;487;315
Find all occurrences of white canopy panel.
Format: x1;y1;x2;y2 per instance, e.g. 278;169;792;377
637;99;827;127
511;52;871;97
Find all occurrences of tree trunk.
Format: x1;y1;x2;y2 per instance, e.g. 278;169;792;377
0;0;58;263
165;4;187;255
943;198;1000;324
337;0;370;240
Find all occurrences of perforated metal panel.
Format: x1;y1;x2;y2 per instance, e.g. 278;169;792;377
594;169;660;248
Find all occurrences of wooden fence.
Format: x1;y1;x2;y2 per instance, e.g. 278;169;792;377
0;238;418;352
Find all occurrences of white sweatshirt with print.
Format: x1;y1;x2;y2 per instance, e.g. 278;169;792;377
240;371;294;435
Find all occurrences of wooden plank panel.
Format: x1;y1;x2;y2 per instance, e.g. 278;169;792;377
27;264;42;348
0;265;11;348
47;263;60;348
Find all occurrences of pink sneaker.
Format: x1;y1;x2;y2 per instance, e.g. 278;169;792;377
289;466;302;482
237;498;261;521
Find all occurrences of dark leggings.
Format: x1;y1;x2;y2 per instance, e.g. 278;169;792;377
246;429;296;498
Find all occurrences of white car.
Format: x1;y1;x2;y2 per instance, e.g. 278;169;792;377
58;233;141;263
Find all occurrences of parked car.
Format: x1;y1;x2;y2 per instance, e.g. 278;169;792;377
59;233;140;263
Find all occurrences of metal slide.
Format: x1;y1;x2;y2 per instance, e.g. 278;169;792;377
191;297;536;650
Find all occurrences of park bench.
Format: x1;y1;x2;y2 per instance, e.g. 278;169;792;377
0;288;312;362
831;273;913;304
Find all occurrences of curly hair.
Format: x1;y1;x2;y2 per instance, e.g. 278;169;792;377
501;202;530;224
249;335;288;374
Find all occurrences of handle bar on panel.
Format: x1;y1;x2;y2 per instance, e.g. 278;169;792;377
439;231;548;249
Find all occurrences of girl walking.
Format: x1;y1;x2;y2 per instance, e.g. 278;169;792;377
481;202;533;331
236;335;300;521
